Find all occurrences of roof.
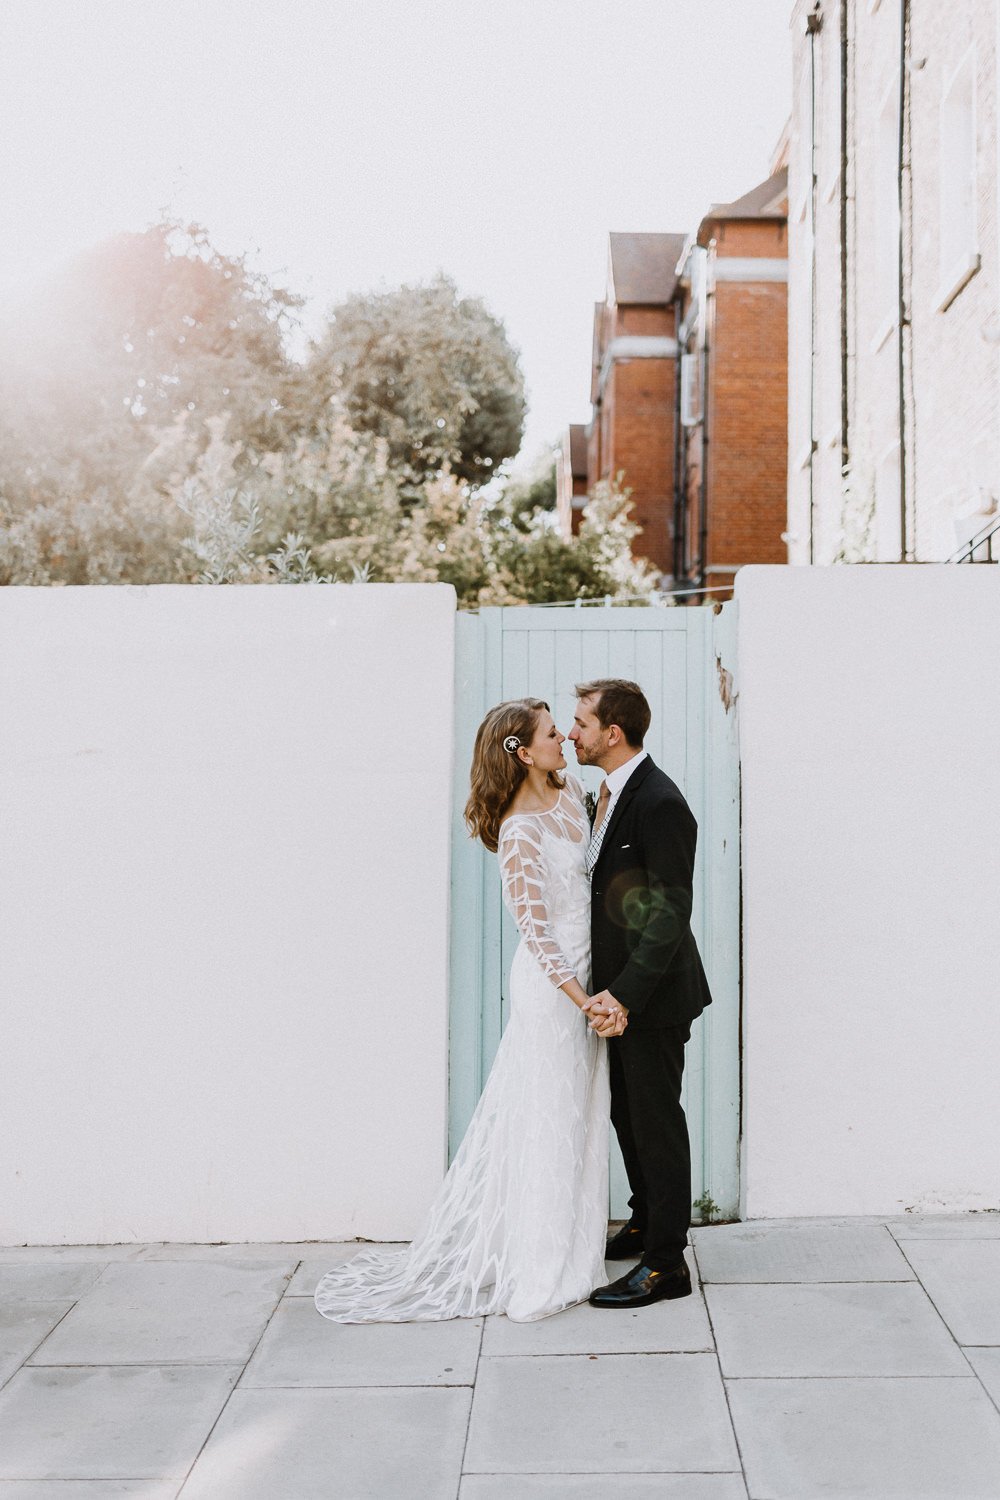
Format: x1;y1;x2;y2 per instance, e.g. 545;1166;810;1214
608;232;688;305
568;424;588;478
702;167;788;226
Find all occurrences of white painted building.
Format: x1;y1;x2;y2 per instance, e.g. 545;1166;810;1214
788;0;1000;564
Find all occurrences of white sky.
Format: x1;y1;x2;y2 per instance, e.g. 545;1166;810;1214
0;0;792;464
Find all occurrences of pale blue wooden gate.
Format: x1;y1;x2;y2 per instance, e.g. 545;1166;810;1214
449;603;740;1220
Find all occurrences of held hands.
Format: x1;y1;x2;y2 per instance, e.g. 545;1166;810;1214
584;990;629;1038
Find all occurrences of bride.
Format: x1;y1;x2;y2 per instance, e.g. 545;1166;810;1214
314;697;625;1323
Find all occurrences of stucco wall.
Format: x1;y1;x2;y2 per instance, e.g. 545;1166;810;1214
0;584;456;1245
737;565;1000;1217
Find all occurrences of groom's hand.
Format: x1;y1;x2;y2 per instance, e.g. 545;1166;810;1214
586;991;629;1037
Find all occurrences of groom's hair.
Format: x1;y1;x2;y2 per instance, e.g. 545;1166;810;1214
575;679;650;749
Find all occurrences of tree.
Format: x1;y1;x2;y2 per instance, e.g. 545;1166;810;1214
307;275;526;490
0;221;300;514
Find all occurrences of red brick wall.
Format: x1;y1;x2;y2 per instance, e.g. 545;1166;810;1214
707;235;788;577
590;302;677;574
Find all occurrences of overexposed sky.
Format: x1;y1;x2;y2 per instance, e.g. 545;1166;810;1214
0;0;792;462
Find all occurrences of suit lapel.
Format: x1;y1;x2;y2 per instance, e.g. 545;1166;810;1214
593;756;656;872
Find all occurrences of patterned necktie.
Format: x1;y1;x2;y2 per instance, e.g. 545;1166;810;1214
586;781;611;874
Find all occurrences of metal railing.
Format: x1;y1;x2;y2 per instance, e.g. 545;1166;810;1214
948;515;1000;564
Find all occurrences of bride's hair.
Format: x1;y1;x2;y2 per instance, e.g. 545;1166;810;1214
465;698;565;852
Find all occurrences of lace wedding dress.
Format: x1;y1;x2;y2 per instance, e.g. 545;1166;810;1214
314;774;609;1323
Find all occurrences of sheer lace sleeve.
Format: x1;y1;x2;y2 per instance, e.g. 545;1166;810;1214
498;820;577;988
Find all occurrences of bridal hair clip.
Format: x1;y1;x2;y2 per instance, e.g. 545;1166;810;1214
502;735;521;753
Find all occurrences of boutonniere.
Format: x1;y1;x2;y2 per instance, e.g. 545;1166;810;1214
584;790;598;827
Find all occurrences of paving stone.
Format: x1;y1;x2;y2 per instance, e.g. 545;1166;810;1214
897;1239;1000;1344
885;1214;1000;1239
728;1376;1000;1499
465;1354;738;1474
966;1348;1000;1410
285;1244;399;1295
27;1261;292;1366
0;1306;75;1389
0;1365;238;1480
706;1281;968;1377
0;1485;178;1498
460;1477;747;1499
241;1296;481;1386
180;1386;470;1499
0;1265;106;1304
483;1252;711;1356
0;1247;143;1263
692;1221;912;1283
135;1240;401;1263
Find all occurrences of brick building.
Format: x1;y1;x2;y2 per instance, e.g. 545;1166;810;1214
578;232;686;574
788;0;1000;563
555;423;588;537
559;175;789;596
675;166;789;594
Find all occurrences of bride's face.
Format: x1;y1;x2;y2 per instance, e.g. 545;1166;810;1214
525;710;567;774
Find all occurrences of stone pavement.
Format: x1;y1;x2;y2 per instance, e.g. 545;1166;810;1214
0;1216;999;1498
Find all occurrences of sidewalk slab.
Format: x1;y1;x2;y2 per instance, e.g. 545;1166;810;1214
693;1221;913;1283
0;1266;107;1304
706;1281;969;1377
0;1484;178;1498
0;1306;75;1390
180;1386;471;1500
728;1375;1000;1499
241;1297;481;1386
966;1348;1000;1409
0;1365;238;1480
465;1353;738;1474
286;1244;399;1296
27;1261;292;1366
0;1246;143;1264
460;1477;748;1499
483;1251;711;1356
892;1239;1000;1344
885;1214;1000;1239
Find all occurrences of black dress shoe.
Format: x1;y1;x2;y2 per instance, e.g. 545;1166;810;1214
589;1260;692;1308
605;1221;645;1259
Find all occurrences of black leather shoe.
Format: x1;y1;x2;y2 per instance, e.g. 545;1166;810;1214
589;1260;692;1308
605;1221;645;1259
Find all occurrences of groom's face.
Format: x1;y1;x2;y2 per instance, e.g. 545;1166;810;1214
568;696;611;767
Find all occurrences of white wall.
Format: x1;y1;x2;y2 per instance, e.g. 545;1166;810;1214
0;584;456;1245
737;565;1000;1216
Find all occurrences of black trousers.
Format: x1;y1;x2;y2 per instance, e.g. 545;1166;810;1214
608;1021;692;1271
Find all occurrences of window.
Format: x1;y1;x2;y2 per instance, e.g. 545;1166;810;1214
937;46;979;312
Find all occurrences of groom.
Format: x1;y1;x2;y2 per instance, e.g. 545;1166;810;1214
568;679;712;1309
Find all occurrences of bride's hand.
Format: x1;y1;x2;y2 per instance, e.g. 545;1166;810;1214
586;993;628;1037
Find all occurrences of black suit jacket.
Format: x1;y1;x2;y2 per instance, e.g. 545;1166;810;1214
590;756;712;1029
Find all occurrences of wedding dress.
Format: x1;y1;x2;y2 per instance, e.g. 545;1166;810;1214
314;774;609;1323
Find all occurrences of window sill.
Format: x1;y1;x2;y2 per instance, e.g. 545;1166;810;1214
935;250;981;313
870;316;898;355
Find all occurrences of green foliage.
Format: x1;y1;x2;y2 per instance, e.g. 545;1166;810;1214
0;220;658;606
307;274;525;490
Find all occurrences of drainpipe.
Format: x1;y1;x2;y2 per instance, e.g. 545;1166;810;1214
806;6;822;564
672;291;685;587
839;0;850;471
897;0;910;559
698;246;715;590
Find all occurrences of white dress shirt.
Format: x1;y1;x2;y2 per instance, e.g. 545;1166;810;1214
586;749;647;873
